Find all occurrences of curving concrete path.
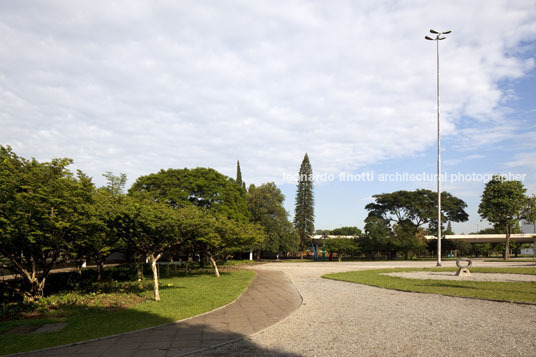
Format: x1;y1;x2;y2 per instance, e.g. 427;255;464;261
201;260;536;356
16;269;302;357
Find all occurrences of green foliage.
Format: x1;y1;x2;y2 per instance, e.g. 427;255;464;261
177;206;265;276
129;167;249;222
330;226;362;236
0;146;94;301
248;183;298;254
294;153;314;252
0;147;259;301
116;197;182;259
324;238;359;261
236;160;243;189
365;189;469;230
478;175;528;259
362;215;394;258
364;189;469;259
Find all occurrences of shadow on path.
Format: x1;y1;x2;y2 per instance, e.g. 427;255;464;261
15;270;302;357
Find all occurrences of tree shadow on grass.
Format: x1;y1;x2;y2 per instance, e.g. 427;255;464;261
0;303;177;355
6;311;302;357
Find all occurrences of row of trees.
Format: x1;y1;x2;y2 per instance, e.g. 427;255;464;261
0;147;299;302
358;177;535;260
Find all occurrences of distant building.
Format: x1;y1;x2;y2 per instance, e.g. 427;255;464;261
522;221;536;234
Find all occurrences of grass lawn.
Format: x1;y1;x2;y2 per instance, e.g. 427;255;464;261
0;270;255;356
484;258;536;262
323;267;536;304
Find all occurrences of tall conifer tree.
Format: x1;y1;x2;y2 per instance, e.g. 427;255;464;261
236;160;243;189
294;153;314;258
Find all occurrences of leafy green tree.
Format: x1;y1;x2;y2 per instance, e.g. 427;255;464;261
325;238;359;261
0;146;93;301
365;189;468;258
366;189;468;230
88;173;128;280
330;226;362;236
129;167;249;222
471;243;493;258
248;183;298;257
362;215;394;259
63;172;127;281
294;153;314;258
478;175;528;259
179;208;264;277
116;197;182;301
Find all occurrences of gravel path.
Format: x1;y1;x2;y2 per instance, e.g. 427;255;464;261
384;271;536;282
200;261;536;357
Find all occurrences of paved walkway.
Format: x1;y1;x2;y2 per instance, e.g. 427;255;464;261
19;269;302;357
200;261;536;356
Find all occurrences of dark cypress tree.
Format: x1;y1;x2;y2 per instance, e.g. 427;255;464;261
294;153;314;259
236;160;243;188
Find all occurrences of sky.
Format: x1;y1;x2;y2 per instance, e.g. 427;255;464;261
1;1;535;234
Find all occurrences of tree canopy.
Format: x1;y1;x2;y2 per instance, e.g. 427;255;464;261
0;146;94;300
330;226;362;236
129;167;249;222
365;189;469;230
248;183;298;254
363;189;468;259
478;175;528;259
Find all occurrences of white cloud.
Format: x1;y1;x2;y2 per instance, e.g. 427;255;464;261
0;1;535;187
508;152;536;171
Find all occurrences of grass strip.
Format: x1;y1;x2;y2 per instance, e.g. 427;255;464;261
0;270;255;355
323;267;536;304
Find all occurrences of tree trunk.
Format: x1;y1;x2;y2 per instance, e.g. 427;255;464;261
137;262;144;289
75;262;83;278
338;253;343;262
505;225;511;260
97;260;104;281
149;253;161;301
23;278;46;302
208;254;220;277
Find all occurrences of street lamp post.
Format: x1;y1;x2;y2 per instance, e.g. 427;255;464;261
425;29;451;267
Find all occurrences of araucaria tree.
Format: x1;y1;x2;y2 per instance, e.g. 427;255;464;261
294;153;314;258
478;175;528;260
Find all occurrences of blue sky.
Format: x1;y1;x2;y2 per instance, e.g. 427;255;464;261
1;1;535;234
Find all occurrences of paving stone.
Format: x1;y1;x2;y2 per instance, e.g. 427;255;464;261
32;323;68;334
